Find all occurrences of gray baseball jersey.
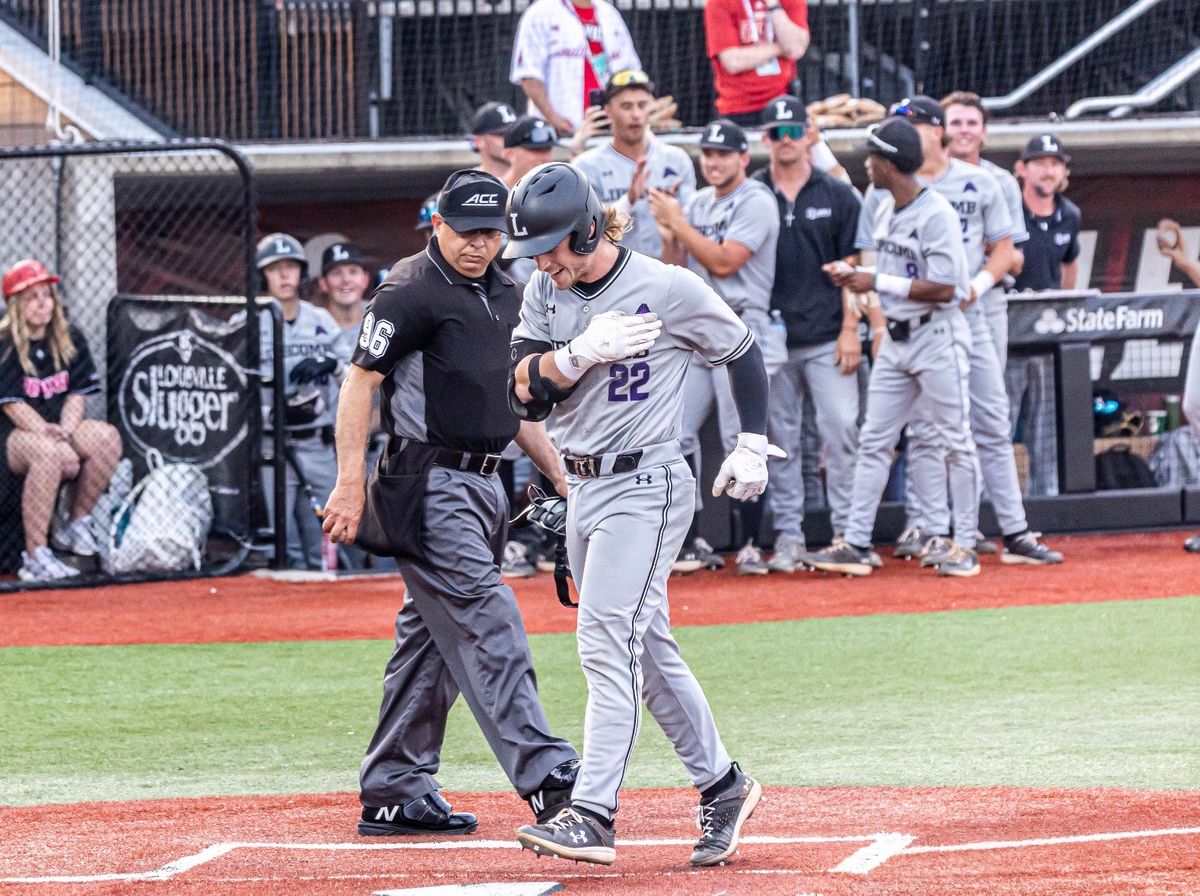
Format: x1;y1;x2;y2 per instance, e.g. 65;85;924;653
511;246;752;817
258;300;342;430
857;187;970;320
573;138;696;258
512;250;753;456
685;179;779;315
981;158;1028;246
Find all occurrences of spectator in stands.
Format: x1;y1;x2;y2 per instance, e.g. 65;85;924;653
0;259;121;582
510;0;641;136
704;0;809;126
470;102;519;179
1013;134;1081;291
572;69;697;260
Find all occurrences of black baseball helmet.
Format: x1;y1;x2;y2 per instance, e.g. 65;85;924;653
256;232;308;278
503;163;604;259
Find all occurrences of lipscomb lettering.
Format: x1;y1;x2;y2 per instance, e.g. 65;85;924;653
875;237;918;261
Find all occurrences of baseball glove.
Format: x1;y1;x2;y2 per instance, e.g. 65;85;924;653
510;486;567;537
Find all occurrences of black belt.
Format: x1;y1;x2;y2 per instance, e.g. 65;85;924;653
563;449;643;478
274;425;333;442
432;446;502;476
885;311;934;343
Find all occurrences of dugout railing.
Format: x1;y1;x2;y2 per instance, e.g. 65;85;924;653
1;0;1196;141
0;140;297;592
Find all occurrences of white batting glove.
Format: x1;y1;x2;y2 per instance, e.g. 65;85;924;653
711;433;787;501
555;310;662;381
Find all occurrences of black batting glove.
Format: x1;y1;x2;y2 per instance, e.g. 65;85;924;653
289;356;338;384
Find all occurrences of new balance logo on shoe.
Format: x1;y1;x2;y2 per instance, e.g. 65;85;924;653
374;806;400;821
529;792;545;815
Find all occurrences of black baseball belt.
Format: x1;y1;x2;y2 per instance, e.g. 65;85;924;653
392;438;503;476
885;310;934;343
562;449;644;479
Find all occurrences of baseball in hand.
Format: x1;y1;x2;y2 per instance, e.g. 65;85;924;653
1156;219;1180;250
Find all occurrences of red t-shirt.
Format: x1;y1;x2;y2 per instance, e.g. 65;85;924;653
705;0;809;116
575;3;604;110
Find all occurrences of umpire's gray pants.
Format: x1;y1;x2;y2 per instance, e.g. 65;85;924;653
768;340;861;540
359;466;577;807
906;309;1027;537
261;433;337;570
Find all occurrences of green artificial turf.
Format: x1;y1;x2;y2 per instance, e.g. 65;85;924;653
1;596;1197;805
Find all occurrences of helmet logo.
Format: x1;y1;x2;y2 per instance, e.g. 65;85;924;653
510;212;529;237
275;238;290;254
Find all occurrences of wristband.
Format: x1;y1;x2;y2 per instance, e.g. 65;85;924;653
874;272;912;298
553;342;591;382
970;270;997;297
736;432;768;455
811;140;838;173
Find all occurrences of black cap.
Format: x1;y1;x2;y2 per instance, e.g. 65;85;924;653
699;119;749;153
761;95;808;127
857;117;924;174
321;242;369;276
470;101;519;136
436;169;509;232
415;193;438;231
1020;134;1071;163
504;116;559;149
890;95;944;127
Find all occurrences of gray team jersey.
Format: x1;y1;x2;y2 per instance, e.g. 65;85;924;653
258;299;342;429
857;159;1015;277
981;158;1028;245
685;178;779;315
859;188;969;321
573;138;696;258
512;250;753;456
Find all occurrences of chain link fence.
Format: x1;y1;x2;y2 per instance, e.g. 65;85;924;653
0;141;263;590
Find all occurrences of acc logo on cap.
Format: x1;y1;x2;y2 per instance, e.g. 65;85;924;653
462;193;499;207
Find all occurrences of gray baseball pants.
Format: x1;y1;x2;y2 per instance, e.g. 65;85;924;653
359;466;577;807
768;340;861;540
905;309;1028;537
845;310;979;550
565;443;732;819
261;432;337;569
1006;352;1059;496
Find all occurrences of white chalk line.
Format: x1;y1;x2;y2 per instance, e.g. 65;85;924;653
5;826;1199;884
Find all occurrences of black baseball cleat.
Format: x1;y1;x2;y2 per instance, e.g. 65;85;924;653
516;806;616;865
691;762;762;866
527;758;581;823
359;791;478;836
1184;533;1200;553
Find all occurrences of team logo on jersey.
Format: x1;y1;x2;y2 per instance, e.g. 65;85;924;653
805;207;833;220
963;181;977;192
1054;232;1072;246
462;193;499;207
635;303;650;314
908;229;919;240
664;166;678;179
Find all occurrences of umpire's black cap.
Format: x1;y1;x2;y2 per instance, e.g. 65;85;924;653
858;117;924;174
436;170;510;232
699;119;749;153
761;94;809;128
470;101;518;136
890;95;944;128
1020;134;1071;163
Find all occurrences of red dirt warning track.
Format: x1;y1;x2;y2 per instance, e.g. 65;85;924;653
2;787;1198;895
3;531;1197;647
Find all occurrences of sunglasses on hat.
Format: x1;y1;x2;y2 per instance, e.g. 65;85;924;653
609;69;651;88
767;124;805;141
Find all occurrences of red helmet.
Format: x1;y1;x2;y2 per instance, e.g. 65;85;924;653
3;259;60;301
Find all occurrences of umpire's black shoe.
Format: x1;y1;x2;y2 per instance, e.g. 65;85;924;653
1185;532;1200;553
527;757;581;823
358;791;478;836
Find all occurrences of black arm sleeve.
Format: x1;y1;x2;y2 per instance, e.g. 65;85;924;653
725;341;769;435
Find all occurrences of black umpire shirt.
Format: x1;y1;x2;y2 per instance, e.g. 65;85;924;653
752;167;862;348
1013;194;1082;292
352;237;522;454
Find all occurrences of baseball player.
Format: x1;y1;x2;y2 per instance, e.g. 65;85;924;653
257;232;345;570
572;69;697;260
469;101;519;179
416;193;438;244
806;117;980;577
650;118;781;575
505;163;768;866
877;97;1061;567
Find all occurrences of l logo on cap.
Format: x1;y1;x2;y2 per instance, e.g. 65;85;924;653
462;193;499;207
331;244;349;261
774;100;794;120
707;124;724;143
1041;135;1058;152
499;105;517;123
510;212;529;237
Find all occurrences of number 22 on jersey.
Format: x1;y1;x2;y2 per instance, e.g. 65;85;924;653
608;362;650;401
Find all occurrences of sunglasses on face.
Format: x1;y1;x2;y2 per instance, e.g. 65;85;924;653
609;69;651;88
524;124;558;146
768;124;805;141
419;204;436;226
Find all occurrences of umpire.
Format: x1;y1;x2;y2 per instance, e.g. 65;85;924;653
322;169;579;836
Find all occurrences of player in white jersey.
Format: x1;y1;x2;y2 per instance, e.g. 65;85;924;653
806;117;981;578
572;69;696;259
650;118;782;574
877;96;1062;567
504;163;770;867
256;233;345;570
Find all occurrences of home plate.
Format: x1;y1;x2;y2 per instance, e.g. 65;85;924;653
374;884;562;896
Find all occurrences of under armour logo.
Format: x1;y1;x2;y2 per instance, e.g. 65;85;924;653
635;473;652;485
773;100;794;120
546;303;556;314
510;212;529;237
570;830;588;844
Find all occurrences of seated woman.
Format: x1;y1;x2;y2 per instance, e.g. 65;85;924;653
0;259;122;581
